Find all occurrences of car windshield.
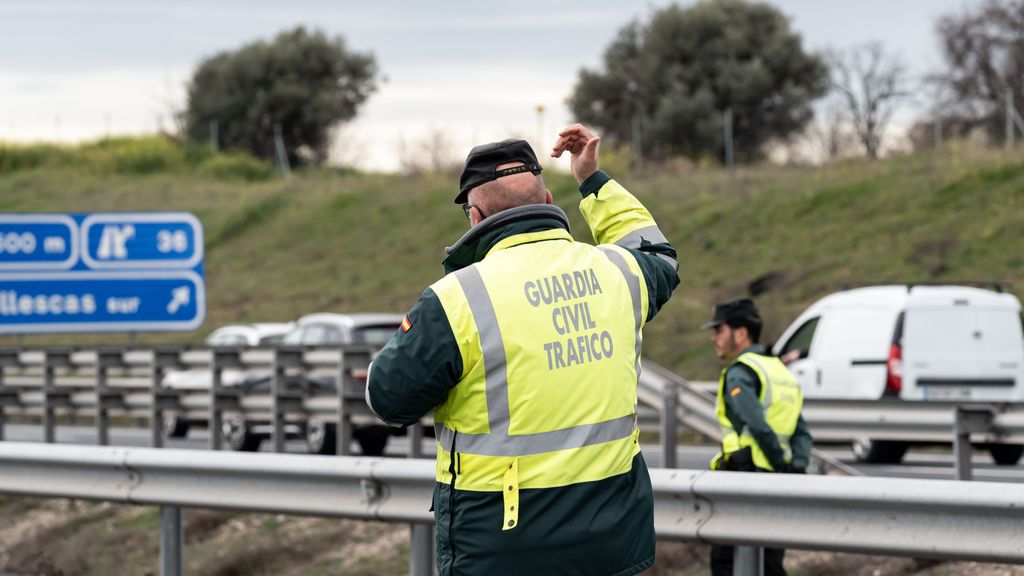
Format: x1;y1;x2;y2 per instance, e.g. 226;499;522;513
207;331;249;346
354;325;400;345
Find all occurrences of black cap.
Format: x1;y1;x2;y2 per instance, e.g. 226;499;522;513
455;139;542;204
701;298;761;330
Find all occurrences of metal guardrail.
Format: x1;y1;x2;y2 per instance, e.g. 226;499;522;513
0;345;379;454
641;359;1024;477
674;376;1024;444
640;360;864;476
2;347;1022;475
0;442;1022;576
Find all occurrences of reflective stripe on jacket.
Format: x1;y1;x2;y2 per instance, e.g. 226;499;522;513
431;230;647;499
714;351;804;471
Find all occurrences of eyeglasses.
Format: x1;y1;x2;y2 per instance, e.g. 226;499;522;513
462;203;488;221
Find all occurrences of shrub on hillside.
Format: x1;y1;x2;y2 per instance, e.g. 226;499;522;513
196;152;274;181
0;143;73;172
79;137;188;175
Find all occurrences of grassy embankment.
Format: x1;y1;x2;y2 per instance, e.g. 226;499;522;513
2;137;1022;379
1;137;1024;575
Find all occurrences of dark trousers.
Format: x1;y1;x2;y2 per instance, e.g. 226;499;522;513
710;545;786;576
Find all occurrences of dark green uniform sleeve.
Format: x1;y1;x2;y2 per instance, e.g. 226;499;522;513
366;288;463;427
579;170;679;322
789;414;813;469
723;364;787;471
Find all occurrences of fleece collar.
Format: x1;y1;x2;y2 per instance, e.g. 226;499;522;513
442;204;571;273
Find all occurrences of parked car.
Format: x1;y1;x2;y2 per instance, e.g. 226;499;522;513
162;322;294;438
220;312;407;455
772;285;1024;464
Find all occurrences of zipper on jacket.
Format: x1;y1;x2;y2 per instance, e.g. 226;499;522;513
447;432;458;573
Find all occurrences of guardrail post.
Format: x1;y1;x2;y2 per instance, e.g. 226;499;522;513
409;421;424;459
0;362;5;441
954;407;994;482
43;352;56;443
271;348;304;453
0;350;15;442
96;352;109;446
661;381;678;469
95;349;124;446
271;349;285;453
336;349;351;456
42;350;71;444
336;347;371;456
409;523;434;576
733;546;763;576
160;505;184;576
209;349;242;451
150;349;182;448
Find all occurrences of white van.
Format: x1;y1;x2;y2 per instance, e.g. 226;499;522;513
771;285;1024;463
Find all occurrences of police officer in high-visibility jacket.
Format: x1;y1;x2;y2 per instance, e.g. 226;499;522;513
366;124;679;576
704;298;813;576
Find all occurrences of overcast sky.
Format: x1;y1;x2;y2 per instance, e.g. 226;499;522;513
0;0;981;171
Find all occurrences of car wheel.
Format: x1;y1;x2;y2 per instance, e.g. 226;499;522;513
162;414;190;438
851;438;907;464
223;416;262;452
354;425;390;456
305;419;337;455
989;444;1024;466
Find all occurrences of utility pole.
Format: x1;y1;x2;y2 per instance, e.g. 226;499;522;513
210;121;219;154
626;81;642;166
274;123;292;179
1007;88;1015;151
535;105;545;166
724;108;735;171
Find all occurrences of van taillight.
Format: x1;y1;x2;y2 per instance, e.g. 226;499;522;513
885;345;902;395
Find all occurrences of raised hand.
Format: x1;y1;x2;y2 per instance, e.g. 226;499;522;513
551;124;601;184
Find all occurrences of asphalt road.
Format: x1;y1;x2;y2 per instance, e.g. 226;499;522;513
2;423;1022;483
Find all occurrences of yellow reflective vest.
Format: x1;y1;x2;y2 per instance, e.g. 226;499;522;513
713;351;804;471
428;180;673;530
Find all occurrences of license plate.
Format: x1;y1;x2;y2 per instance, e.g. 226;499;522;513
922;386;972;401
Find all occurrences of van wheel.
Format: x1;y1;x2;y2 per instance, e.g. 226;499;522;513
162;415;189;438
852;438;907;464
989;444;1024;466
354;425;390;456
223;416;262;452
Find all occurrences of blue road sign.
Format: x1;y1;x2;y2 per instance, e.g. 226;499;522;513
0;272;205;333
81;212;203;269
0;215;78;270
0;212;205;333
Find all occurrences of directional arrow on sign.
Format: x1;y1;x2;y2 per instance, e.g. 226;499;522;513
167;286;190;314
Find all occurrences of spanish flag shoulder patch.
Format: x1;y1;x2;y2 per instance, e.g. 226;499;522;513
401;315;412;333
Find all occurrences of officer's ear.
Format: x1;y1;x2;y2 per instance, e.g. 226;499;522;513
544;189;553;205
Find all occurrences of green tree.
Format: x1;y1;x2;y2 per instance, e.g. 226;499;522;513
185;27;377;166
569;0;828;163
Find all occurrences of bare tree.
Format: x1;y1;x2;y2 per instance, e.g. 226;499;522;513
396;127;461;176
827;42;913;159
808;99;860;161
935;0;1024;142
